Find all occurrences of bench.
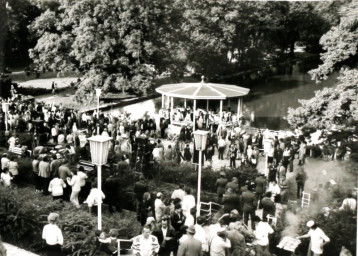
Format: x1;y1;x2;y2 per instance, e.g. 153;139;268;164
8;147;24;156
77;160;110;172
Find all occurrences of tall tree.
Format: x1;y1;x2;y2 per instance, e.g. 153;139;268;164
287;1;358;132
29;0;176;102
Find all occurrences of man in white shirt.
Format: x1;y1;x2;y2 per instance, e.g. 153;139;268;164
268;180;281;202
194;216;209;253
171;184;186;201
84;183;105;213
339;193;357;211
66;170;81;208
297;220;330;256
1;168;13;187
254;216;274;256
182;188;196;218
210;228;231;256
1;153;10;171
42;212;63;256
154;192;166;222
48;177;66;200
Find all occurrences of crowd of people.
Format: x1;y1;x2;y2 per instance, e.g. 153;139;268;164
0;93;357;256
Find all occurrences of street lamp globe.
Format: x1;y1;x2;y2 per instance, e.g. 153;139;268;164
193;130;209;151
87;135;112;165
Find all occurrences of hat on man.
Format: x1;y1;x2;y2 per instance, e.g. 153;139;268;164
220;171;226;177
186;225;196;234
156;192;163;198
306;220;315;228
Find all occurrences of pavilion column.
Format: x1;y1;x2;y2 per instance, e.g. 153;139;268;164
166;95;170;109
193;99;196;131
228;99;231;111
184;98;187;108
162;95;164;109
206;100;209;111
170;97;174;124
237;98;242;117
220;100;223;122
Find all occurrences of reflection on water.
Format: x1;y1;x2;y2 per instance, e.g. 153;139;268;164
109;71;337;130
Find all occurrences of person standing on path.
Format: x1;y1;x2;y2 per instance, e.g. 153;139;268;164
131;224;160;256
215;172;228;204
241;186;257;230
296;167;307;199
42;212;63;256
177;225;202;256
67;169;81;208
253;216;274;256
297;220;330;256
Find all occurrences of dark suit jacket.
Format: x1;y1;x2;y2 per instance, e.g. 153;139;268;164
255;177;266;194
171;212;186;231
152;225;177;254
241;191;256;212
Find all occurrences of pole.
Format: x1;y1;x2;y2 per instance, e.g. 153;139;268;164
97;164;102;230
162;95;164;109
206;100;209;111
5;111;8;132
97;96;100;119
196;149;202;217
170;97;174;124
184;98;187;108
265;154;268;177
220;100;223;122
193;100;196;131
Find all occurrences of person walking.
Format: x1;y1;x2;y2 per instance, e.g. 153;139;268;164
297;220;330;256
42;213;63;256
177;225;202;256
152;215;177;256
66;169;81;208
48;176;67;200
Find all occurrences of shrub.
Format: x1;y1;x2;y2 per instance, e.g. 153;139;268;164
0;186;141;255
153;161;258;193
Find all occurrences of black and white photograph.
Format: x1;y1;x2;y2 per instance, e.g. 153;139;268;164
0;0;357;255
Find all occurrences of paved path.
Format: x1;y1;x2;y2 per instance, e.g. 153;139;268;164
3;242;39;256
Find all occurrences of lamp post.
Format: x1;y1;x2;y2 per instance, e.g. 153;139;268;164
87;135;112;230
193;130;209;217
263;138;272;177
2;102;10;135
95;88;101;135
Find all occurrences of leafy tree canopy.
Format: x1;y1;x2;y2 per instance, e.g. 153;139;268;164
287;1;358;132
29;0;179;102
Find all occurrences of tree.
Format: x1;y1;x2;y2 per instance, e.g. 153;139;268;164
29;0;175;102
287;1;358;132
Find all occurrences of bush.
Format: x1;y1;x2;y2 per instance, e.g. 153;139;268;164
154;161;258;193
0;186;141;255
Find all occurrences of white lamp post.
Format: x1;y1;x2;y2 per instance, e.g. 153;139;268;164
95;88;102;117
87;135;112;230
193;130;209;217
2;102;10;134
263;138;272;177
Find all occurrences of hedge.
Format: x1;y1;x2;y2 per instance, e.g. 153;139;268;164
0;186;141;256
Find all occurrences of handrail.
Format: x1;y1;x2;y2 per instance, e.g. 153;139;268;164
117;239;133;256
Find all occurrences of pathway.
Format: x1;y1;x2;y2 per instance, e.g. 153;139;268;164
3;242;39;256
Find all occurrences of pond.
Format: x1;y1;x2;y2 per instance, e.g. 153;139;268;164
110;64;337;131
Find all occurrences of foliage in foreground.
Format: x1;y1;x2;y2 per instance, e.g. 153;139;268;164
0;186;141;255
